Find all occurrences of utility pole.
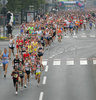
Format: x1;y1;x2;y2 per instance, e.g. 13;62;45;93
21;9;23;24
3;0;5;37
34;0;35;21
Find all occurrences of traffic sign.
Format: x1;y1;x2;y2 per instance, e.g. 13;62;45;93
0;0;8;6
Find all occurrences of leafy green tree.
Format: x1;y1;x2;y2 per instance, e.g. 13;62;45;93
6;0;45;12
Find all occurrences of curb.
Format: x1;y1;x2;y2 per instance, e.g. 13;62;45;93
0;39;9;41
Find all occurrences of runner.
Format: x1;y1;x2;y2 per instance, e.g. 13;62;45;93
27;24;34;34
69;21;73;35
75;19;79;33
33;39;38;53
89;19;93;30
57;27;62;43
18;61;24;90
11;66;19;95
0;48;9;77
37;43;44;63
9;35;15;59
34;58;44;86
83;18;86;30
19;36;23;52
20;23;24;35
16;36;19;54
24;57;32;88
12;53;20;69
28;41;33;55
30;52;36;78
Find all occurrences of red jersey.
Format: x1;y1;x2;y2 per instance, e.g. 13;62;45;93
80;19;83;24
25;41;29;45
64;23;67;27
19;40;23;46
23;53;29;60
16;40;19;46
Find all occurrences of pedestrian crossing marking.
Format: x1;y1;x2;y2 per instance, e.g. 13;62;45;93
82;35;86;37
63;35;96;38
73;36;78;38
42;59;48;66
53;61;61;65
90;35;95;37
64;36;69;38
66;58;74;65
80;58;87;65
43;58;96;66
93;58;96;64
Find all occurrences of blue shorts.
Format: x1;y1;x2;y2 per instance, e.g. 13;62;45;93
2;61;8;65
20;29;23;33
90;24;92;27
29;53;31;55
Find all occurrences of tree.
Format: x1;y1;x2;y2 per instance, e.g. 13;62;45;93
6;0;45;12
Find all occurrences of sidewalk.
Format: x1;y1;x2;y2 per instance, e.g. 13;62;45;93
0;24;20;32
0;24;20;41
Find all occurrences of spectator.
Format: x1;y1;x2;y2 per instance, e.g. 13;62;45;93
7;11;12;25
13;16;16;26
5;25;7;37
6;23;12;38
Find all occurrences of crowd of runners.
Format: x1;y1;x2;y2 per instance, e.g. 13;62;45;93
0;10;94;95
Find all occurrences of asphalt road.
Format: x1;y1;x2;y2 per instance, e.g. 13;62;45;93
0;24;96;100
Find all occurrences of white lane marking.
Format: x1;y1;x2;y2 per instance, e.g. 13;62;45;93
73;36;78;38
82;36;86;37
45;65;48;72
39;92;44;100
90;35;95;37
42;60;48;66
66;58;74;65
53;61;61;65
80;58;87;65
64;36;69;38
93;58;96;64
43;76;47;84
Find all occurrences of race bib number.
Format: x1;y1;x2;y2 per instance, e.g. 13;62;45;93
20;42;22;45
14;74;18;78
19;71;22;74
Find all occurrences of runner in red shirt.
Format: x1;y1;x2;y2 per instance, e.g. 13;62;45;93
80;18;83;29
63;22;67;36
25;38;29;50
16;36;19;54
19;36;23;52
23;50;30;61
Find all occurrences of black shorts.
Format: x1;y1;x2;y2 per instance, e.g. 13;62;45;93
19;46;23;48
47;38;50;41
64;27;67;29
25;70;30;75
70;27;73;29
53;32;56;36
9;47;14;49
13;78;18;86
76;26;78;28
41;43;45;47
38;41;41;44
38;52;43;57
20;75;24;78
